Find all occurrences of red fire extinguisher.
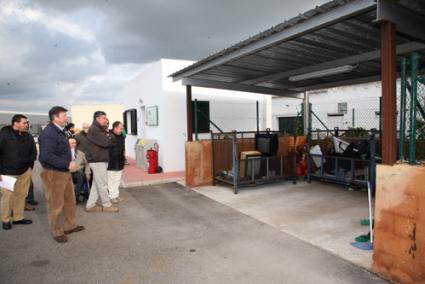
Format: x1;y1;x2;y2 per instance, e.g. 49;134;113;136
146;143;159;174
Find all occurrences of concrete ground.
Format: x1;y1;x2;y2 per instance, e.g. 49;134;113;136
0;177;385;283
190;180;374;270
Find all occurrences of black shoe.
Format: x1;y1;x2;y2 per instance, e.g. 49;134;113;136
12;219;32;225
2;222;12;230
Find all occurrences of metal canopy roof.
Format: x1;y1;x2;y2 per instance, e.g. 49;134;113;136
171;0;425;99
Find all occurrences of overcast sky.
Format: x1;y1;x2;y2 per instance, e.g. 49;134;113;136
0;0;328;113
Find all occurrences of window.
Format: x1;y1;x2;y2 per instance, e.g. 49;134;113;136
338;102;348;114
192;101;210;133
123;109;137;135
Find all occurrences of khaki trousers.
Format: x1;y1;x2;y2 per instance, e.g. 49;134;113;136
0;168;32;223
40;169;77;237
107;170;122;199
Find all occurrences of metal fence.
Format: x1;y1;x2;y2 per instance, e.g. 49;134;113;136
309;52;425;162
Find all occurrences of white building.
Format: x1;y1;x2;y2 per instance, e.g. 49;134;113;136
272;82;382;133
121;59;271;173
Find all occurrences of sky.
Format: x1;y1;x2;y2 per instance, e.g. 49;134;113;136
0;0;329;113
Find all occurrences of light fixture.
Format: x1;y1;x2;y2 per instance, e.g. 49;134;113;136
288;65;357;82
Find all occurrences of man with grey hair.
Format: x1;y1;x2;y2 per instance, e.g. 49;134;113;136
75;122;90;154
85;111;118;213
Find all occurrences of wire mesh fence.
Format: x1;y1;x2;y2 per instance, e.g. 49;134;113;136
309;54;425;161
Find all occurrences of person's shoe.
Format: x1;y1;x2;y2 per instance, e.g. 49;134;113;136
64;225;85;235
25;204;35;211
27;200;39;206
54;235;68;243
111;198;119;204
12;219;32;225
102;206;119;213
2;222;12;230
85;205;103;213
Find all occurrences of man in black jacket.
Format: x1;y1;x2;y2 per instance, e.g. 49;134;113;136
107;121;125;204
85;111;118;213
0;114;36;230
39;106;84;243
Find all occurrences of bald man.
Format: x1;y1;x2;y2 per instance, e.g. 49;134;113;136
75;123;90;154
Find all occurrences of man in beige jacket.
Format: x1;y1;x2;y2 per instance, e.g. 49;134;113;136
69;138;91;203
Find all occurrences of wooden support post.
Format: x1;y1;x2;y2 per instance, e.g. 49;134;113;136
380;21;397;165
186;85;193;142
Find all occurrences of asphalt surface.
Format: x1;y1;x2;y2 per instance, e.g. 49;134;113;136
0;180;387;284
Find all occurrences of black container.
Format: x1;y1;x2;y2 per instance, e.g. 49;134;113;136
255;129;278;156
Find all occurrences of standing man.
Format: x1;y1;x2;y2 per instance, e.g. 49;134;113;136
75;123;90;154
85;111;118;213
39;106;84;243
108;121;125;204
0;115;36;230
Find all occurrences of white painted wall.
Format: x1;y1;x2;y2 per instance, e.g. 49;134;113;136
272;82;383;131
121;58;271;172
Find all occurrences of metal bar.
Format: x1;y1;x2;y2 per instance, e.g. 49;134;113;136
241;42;425;85
311;110;332;135
351;160;355;182
369;130;377;192
232;132;239;194
335;156;339;178
352;108;355;128
376;0;425;42
196;109;225;133
266;157;270;177
194;99;199;141
409;52;418;164
292;150;297;184
172;0;376;81
186;85;193;141
416;99;425;121
182;78;301;98
399;57;407;160
380;21;397;165
303;91;310;135
256;101;260;133
210;131;216;185
250;159;255;181
280;156;284;177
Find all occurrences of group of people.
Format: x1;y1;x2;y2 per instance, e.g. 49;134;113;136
0;106;126;243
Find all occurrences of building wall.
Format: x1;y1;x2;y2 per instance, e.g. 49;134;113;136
122;58;271;173
71;104;124;131
272;82;382;132
121;61;163;161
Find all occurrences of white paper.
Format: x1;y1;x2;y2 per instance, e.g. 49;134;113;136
0;175;16;191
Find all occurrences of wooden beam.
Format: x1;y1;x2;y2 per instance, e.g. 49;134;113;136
186;85;193;142
380;21;397;165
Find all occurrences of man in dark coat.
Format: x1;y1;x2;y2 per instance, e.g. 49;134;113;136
39;106;84;243
107;121;125;204
0;114;36;230
85;111;118;213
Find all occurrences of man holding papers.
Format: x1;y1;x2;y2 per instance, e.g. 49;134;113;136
0;114;37;230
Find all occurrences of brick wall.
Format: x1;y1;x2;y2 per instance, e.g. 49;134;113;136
373;164;425;284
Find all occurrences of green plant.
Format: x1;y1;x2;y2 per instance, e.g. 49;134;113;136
343;127;369;138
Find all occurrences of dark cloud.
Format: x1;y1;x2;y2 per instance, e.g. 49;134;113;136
1;0;328;112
